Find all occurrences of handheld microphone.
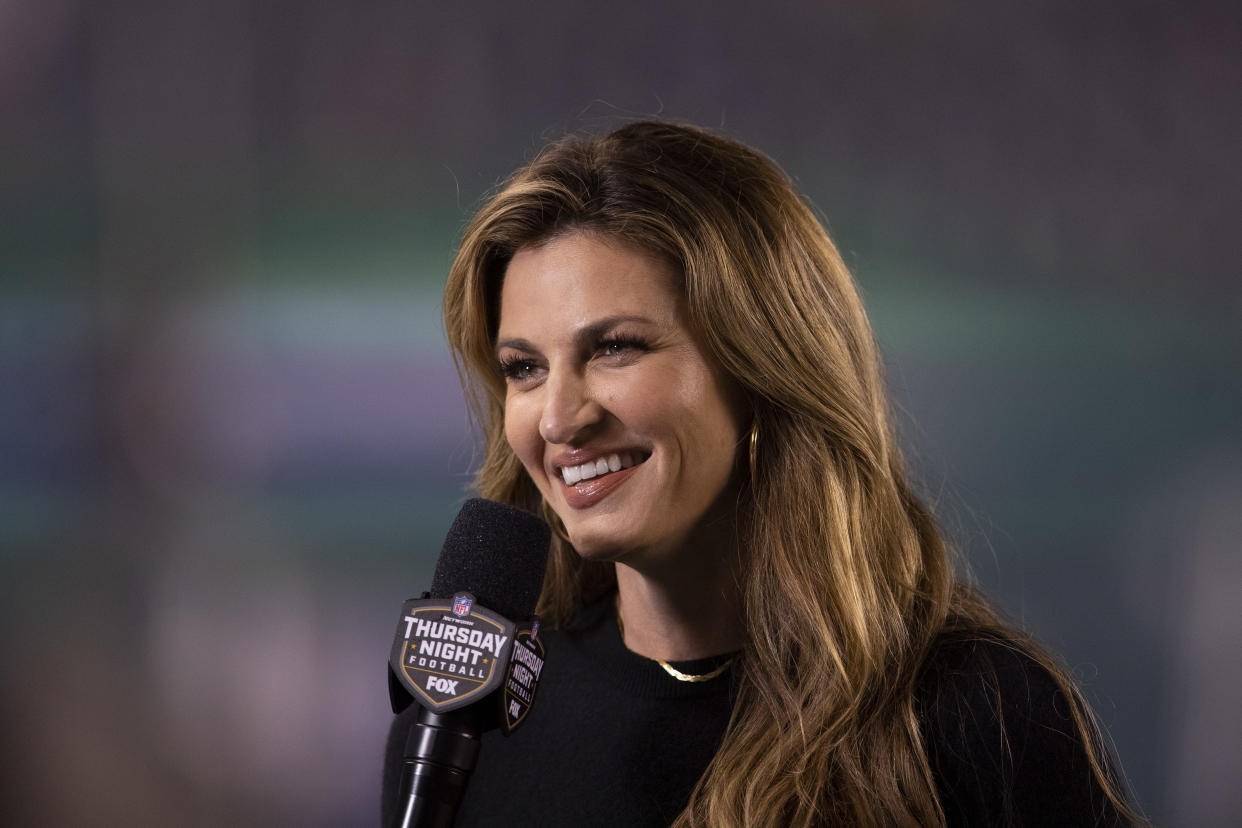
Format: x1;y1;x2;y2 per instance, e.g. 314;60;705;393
386;499;550;828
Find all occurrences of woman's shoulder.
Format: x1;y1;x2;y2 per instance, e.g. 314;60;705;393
915;624;1132;826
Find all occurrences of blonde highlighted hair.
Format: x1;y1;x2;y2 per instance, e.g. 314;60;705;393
443;121;1138;826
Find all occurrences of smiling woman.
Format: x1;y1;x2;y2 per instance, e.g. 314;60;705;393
497;233;748;664
384;122;1143;827
499;236;743;569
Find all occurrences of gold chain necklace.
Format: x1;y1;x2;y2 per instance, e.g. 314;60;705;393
615;599;735;683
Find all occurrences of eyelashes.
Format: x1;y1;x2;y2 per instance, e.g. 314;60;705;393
595;334;648;358
497;334;651;383
498;354;539;381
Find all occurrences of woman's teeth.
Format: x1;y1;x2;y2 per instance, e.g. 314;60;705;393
561;452;640;485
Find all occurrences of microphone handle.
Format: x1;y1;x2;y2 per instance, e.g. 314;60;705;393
393;707;484;828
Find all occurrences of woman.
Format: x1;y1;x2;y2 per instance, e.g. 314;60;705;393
384;121;1139;826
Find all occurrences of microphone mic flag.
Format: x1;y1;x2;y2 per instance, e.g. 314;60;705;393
386;499;550;828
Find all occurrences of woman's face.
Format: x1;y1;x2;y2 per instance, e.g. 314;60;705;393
496;232;745;568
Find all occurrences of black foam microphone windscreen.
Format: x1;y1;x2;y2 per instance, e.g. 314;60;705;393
428;498;550;622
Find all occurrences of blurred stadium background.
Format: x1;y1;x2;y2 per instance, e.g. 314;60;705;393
2;2;1239;825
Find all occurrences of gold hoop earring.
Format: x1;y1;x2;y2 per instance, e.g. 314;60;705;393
748;421;760;483
541;500;571;545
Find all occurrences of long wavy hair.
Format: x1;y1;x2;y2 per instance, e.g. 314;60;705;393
442;121;1136;826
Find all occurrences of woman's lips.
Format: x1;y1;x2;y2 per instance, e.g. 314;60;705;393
559;462;643;510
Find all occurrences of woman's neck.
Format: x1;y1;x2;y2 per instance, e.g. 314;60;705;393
613;554;745;662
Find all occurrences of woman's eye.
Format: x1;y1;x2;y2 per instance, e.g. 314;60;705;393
597;337;646;358
499;358;540;381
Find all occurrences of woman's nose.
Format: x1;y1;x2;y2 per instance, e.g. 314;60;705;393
538;369;603;444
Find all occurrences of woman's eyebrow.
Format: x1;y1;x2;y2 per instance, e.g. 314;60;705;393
575;315;657;342
496;315;657;357
495;336;536;356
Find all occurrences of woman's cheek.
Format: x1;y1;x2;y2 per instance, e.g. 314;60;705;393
513;399;554;491
503;397;535;467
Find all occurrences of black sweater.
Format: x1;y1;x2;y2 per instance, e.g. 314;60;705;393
382;598;1127;826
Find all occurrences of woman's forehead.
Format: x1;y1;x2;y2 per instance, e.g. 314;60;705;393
497;234;683;334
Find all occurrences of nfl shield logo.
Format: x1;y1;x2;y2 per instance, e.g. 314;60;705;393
531;620;540;639
453;594;473;617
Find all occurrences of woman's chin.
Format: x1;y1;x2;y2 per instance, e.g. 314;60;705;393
563;521;643;563
568;534;631;563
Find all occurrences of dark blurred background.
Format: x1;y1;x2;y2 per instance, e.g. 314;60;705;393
2;1;1239;825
